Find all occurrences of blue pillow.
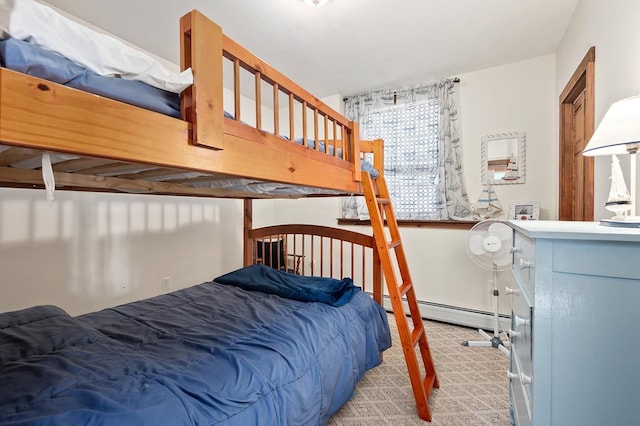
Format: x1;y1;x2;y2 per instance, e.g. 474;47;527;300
215;264;360;307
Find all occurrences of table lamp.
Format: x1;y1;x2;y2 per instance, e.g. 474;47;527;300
583;95;640;227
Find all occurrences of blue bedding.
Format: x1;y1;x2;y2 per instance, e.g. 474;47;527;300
0;37;379;180
0;278;391;425
0;38;181;118
291;138;379;178
215;264;360;307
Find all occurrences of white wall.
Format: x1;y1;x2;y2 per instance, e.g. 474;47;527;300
0;7;254;316
460;54;558;221
0;188;243;316
556;0;640;219
261;57;557;319
422;56;556;314
0;9;332;318
6;2;606;323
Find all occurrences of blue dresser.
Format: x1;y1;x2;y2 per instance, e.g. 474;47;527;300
508;220;640;426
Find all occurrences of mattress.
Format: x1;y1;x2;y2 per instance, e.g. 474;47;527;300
0;37;181;118
0;273;391;425
1;0;192;93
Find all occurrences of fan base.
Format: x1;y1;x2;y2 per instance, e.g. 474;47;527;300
461;329;510;356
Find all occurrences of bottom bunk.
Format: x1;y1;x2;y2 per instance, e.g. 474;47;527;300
0;226;391;426
241;182;440;422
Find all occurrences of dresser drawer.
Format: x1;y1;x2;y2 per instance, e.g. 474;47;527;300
552;239;640;280
510;288;532;380
512;232;535;299
509;352;532;426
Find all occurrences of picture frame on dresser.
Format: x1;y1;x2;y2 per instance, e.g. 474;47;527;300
509;202;540;220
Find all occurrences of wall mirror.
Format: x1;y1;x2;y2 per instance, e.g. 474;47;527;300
481;131;526;185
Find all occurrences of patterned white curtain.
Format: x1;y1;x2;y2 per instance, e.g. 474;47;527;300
344;79;472;220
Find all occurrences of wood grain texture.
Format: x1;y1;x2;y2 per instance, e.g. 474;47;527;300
0;10;371;198
180;10;224;149
558;47;595;221
0;68;363;194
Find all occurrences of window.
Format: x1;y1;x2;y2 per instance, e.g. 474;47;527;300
344;79;471;222
360;99;440;220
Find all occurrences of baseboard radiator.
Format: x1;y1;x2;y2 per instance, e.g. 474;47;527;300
380;296;511;331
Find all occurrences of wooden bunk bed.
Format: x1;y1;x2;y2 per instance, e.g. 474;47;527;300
0;10;363;198
0;6;438;423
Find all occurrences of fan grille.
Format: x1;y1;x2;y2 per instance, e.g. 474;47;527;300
466;220;513;271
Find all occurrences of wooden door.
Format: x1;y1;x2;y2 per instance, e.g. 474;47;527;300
572;91;587;219
559;47;595;221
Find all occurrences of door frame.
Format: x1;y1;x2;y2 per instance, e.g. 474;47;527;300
558;47;596;221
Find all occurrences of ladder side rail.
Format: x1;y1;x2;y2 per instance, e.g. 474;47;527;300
361;172;435;421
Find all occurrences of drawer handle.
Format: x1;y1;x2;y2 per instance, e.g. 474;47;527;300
514;315;530;327
507;371;532;384
505;286;520;295
519;258;533;269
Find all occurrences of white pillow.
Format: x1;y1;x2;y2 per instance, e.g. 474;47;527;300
5;0;192;94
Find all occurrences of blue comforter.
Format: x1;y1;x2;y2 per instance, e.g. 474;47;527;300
0;279;391;425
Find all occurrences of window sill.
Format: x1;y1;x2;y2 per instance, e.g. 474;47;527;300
336;218;478;230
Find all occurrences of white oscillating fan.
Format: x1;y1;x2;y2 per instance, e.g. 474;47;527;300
461;219;513;356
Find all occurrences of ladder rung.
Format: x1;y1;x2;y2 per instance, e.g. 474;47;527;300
423;372;438;396
388;240;401;249
399;281;412;296
411;325;424;346
377;198;390;205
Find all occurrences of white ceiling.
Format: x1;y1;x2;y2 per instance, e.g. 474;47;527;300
44;0;580;98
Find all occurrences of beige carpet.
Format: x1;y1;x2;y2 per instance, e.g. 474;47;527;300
329;314;511;425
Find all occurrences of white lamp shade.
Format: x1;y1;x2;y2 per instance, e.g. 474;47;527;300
583;95;640;156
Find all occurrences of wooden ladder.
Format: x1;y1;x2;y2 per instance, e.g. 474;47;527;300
361;172;439;422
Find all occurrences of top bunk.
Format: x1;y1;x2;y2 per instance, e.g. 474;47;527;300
0;3;382;199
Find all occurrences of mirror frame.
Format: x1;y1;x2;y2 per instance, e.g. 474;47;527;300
481;131;526;185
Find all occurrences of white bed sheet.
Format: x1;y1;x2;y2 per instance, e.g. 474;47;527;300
0;0;192;93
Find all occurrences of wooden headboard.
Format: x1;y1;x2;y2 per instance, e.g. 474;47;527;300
245;223;383;306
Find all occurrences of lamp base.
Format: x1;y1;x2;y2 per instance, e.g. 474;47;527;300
600;216;640;228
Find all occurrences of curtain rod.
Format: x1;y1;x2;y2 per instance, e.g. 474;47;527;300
342;77;461;102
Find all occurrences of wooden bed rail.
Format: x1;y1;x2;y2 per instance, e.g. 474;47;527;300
180;10;224;150
221;36;354;158
360;138;384;174
246;224;383;305
0;9;369;197
180;10;362;182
